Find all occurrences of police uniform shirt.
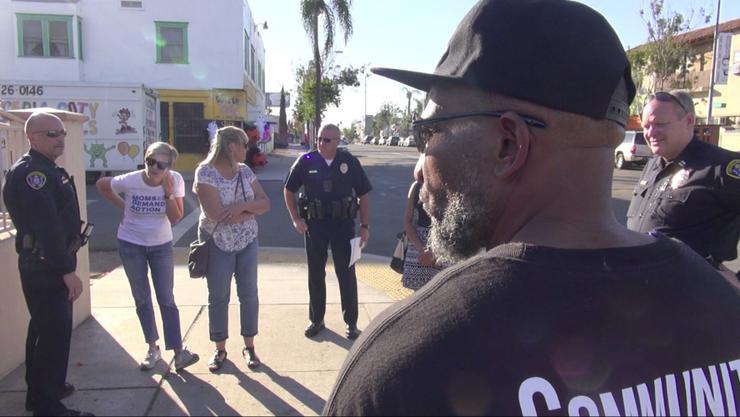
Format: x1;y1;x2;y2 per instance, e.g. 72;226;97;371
284;149;372;201
626;137;740;262
3;149;81;276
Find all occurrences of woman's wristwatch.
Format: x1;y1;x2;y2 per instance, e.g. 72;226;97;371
360;223;369;230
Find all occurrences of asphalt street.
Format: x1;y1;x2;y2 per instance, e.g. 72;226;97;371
85;144;651;272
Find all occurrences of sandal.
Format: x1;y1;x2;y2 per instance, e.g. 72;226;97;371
243;346;261;370
208;349;227;372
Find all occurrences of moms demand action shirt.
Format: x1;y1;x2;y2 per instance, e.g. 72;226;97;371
111;170;185;246
324;235;740;416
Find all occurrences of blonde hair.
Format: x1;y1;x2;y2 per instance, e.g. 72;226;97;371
145;141;179;164
201;126;248;166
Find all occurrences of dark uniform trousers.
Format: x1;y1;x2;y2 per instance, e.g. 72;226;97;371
305;218;358;327
20;259;73;416
3;149;82;416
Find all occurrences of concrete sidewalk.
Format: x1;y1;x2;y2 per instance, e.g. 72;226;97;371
0;246;404;416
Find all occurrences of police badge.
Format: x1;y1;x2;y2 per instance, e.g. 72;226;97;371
340;162;349;174
670;168;690;190
726;159;740;180
25;171;47;190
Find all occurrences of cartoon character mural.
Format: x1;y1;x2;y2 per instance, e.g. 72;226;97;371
114;108;137;134
84;143;116;168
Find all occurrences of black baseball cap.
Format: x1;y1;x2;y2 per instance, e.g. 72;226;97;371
372;0;635;126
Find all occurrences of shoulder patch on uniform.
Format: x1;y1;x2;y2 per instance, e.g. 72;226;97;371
726;159;740;180
340;162;349;174
25;171;47;190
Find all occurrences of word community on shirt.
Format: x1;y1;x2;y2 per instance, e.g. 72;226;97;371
519;359;739;416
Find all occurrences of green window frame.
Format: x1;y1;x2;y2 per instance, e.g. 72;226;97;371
16;13;74;58
77;16;83;61
155;21;188;64
244;29;250;72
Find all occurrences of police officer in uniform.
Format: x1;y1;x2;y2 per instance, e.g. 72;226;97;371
627;90;740;278
284;123;371;340
2;112;94;416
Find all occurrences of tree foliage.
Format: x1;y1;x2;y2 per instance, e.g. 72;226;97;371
635;0;710;93
372;101;403;135
278;87;288;142
292;61;362;125
299;0;354;137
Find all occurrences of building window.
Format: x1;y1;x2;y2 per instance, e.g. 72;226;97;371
76;16;83;61
160;101;170;141
244;30;250;72
120;0;144;8
250;45;256;80
155;21;188;64
17;14;74;58
173;102;206;153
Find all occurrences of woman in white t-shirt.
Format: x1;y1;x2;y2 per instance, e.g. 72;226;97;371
96;142;199;372
193;126;270;373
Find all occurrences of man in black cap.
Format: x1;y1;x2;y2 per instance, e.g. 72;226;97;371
627;90;740;279
323;1;740;415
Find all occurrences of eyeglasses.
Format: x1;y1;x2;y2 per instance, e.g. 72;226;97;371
145;158;170;170
32;129;67;138
319;137;337;143
645;92;690;114
411;111;547;152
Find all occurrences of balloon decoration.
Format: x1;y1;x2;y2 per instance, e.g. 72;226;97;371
128;144;140;160
117;141;130;156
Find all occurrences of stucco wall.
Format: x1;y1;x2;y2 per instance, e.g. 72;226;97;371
0;108;90;379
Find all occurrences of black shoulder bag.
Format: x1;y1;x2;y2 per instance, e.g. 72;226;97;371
188;169;245;278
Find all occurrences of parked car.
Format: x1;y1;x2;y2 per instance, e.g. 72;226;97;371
614;131;652;169
372;137;381;145
378;137;386;146
403;135;416;147
338;139;349;148
387;136;401;146
363;135;374;144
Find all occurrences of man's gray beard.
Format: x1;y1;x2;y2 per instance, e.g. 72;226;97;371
427;190;487;264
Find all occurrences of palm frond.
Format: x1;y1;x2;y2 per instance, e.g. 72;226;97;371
331;0;353;43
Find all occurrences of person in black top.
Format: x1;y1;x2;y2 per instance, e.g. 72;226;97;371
2;112;94;417
627;90;740;278
283;123;372;340
323;1;740;415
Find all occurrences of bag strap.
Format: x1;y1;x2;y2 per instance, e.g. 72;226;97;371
209;168;243;236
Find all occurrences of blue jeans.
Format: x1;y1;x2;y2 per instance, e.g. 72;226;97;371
118;239;182;351
205;239;259;342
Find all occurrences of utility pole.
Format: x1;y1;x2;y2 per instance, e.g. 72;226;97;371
706;0;721;123
364;72;370;135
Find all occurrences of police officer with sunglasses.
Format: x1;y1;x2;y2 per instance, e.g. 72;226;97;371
284;123;372;340
627;90;740;279
2;112;94;416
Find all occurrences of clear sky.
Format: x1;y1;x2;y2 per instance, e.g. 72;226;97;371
250;0;740;131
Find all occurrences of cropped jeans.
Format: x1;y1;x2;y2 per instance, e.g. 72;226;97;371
118;239;183;351
205;238;259;342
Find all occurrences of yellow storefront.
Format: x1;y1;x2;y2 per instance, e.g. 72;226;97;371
157;88;248;172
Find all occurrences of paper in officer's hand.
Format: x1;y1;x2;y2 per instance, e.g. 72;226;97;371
349;237;362;268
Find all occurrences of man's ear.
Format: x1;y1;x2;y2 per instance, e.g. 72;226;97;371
493;112;531;177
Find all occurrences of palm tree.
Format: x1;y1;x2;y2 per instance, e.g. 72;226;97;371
300;0;353;143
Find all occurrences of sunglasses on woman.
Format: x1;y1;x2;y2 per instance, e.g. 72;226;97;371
145;158;170;170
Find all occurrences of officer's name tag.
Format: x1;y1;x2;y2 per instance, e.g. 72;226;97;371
309;170;318;174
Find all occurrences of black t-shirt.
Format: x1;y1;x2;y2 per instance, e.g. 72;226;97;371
284;149;372;201
324;235;740;416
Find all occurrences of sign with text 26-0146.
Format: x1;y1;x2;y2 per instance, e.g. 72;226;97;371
0;83;159;172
